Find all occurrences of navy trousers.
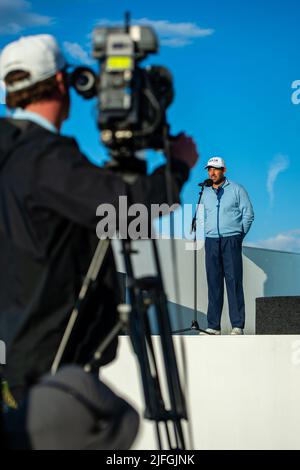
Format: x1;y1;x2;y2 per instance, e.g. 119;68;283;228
205;235;245;330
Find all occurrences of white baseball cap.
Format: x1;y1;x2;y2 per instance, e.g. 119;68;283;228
0;34;67;93
205;156;226;169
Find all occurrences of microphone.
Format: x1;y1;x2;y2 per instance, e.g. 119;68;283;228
198;179;213;188
191;179;213;234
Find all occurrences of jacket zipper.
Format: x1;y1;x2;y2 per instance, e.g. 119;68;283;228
216;189;222;238
217;199;220;237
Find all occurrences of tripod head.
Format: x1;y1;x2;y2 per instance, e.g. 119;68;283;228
105;154;147;181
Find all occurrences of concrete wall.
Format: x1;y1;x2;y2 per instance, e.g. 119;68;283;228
113;240;300;334
102;335;300;450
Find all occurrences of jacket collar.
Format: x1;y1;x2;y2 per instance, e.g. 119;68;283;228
223;178;230;188
12;108;58;134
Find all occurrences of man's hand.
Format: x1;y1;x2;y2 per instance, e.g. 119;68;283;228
170;133;199;169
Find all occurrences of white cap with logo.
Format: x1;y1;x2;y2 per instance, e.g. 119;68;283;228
0;34;67;93
205;156;226;169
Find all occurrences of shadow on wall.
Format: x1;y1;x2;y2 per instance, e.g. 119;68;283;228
243;246;300;298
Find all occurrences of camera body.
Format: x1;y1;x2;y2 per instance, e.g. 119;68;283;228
70;19;174;157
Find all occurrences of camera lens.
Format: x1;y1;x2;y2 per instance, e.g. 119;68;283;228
75;71;94;92
69;67;97;99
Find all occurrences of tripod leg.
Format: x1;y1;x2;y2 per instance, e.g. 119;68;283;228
149;239;187;448
121;240;187;449
51;239;111;375
84;319;124;373
128;289;166;421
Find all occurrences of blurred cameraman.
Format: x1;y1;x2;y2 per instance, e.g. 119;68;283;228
0;35;198;404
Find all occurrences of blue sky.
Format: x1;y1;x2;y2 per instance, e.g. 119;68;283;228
0;0;300;252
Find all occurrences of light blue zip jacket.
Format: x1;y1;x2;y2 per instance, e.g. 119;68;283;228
201;178;254;238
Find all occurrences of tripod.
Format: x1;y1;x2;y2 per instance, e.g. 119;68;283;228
51;157;189;450
174;183;210;335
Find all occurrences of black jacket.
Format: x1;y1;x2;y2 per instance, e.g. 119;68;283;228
0;118;189;391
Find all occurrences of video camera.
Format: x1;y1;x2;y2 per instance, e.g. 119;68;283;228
70;13;174;158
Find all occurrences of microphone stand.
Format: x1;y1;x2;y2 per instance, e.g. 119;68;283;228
174;182;212;335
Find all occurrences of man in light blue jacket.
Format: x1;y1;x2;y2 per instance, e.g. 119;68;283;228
201;157;254;335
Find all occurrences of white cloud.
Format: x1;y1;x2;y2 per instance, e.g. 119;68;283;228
63;41;94;65
249;230;300;254
0;0;53;35
95;18;214;48
267;154;289;206
134;18;214;38
161;37;193;48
